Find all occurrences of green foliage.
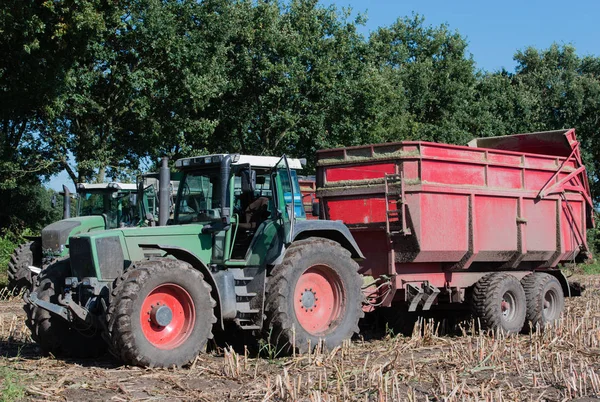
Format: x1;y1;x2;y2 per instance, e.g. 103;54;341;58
0;185;63;234
0;366;25;402
0;234;17;287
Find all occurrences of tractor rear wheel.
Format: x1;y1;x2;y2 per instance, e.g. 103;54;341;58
8;241;42;292
471;273;526;334
24;259;106;357
108;258;216;367
264;238;363;354
521;272;564;331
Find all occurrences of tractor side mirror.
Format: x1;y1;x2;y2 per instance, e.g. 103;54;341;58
241;168;256;194
311;200;320;217
51;194;57;208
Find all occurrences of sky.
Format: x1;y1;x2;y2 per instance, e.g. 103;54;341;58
320;0;600;72
48;0;600;191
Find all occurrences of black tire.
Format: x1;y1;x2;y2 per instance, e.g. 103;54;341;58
521;272;565;331
264;238;364;354
108;258;216;367
24;259;106;358
7;241;42;292
471;273;526;334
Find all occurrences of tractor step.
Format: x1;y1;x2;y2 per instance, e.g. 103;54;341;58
234;317;261;331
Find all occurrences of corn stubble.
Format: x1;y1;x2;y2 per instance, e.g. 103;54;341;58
1;277;599;401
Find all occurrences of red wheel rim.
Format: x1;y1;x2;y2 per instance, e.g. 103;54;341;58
140;283;195;349
294;265;345;335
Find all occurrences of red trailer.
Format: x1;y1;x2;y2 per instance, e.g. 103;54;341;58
298;177;318;220
316;129;593;333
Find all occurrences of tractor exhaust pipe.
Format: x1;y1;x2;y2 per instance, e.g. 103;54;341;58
158;157;170;226
62;185;71;219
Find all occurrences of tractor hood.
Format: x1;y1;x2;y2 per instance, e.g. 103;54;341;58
41;216;106;254
68;224;214;281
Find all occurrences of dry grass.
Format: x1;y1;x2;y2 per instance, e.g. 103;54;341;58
1;277;600;401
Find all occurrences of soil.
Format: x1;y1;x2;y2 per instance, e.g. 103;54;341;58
1;276;600;401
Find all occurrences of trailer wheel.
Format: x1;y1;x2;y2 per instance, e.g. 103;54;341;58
521;272;564;331
24;259;106;357
8;241;42;292
108;258;216;367
264;238;363;354
472;273;526;334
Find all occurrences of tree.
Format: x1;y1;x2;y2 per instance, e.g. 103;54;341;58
0;0;112;189
367;15;478;146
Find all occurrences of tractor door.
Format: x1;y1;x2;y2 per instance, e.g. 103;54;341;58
273;156;295;244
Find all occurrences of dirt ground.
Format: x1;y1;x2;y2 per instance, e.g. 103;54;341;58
1;277;600;401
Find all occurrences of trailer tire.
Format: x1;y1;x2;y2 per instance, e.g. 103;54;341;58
24;259;106;358
472;273;526;334
8;241;42;292
264;238;363;354
108;258;216;368
521;272;564;331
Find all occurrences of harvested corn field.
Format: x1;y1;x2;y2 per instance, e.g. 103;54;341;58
1;277;600;401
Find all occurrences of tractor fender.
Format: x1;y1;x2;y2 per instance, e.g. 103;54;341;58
138;244;231;329
292;220;365;260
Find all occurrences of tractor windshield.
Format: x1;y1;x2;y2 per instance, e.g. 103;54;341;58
77;190;138;228
174;169;222;224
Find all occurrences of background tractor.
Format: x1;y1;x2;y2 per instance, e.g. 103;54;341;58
7;179;162;292
24;154;364;366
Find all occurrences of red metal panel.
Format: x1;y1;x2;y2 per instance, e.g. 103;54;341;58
325;163;396;183
417;193;468;255
560;200;583;255
351;230;390;277
524;170;554;191
487;166;522;189
473;196;518;254
421;144;485;162
325;197;388;224
486;152;522;166
523;199;557;253
421;160;485;186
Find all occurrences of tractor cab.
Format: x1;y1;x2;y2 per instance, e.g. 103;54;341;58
174;154;306;260
75;183;141;229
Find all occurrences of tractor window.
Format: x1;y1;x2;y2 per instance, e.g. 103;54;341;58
174;170;222;224
78;192;111;217
290;170;306;219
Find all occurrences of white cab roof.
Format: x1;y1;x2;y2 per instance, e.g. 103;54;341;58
77;183;138;191
233;155;304;170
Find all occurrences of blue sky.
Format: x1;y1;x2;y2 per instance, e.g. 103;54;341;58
320;0;600;72
48;0;599;191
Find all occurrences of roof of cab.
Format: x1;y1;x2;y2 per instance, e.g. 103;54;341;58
76;183;138;191
176;154;304;170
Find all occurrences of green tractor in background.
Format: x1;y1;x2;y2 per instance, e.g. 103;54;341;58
8;179;163;292
24;154;365;366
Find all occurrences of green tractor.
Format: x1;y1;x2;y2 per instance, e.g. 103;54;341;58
24;154;365;366
8;180;160;292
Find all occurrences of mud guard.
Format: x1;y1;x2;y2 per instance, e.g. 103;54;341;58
292;220;365;259
138;244;230;329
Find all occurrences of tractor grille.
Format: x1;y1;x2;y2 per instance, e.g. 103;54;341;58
69;237;96;278
95;236;124;280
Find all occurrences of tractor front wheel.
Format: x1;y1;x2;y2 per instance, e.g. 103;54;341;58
8;241;42;292
108;258;216;367
265;238;363;354
24;259;106;357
